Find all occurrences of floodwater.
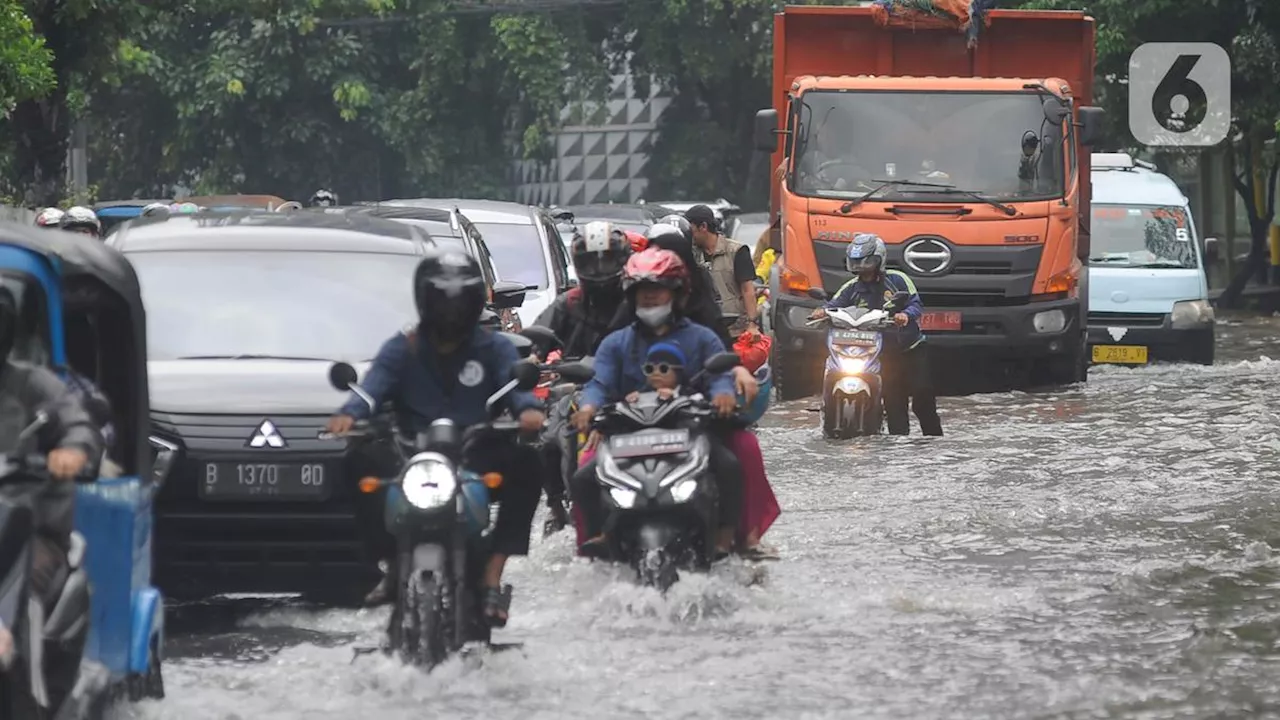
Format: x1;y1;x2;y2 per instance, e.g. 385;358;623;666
112;313;1280;719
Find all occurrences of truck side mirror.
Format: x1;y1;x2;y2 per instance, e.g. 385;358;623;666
754;109;780;153
1077;106;1105;146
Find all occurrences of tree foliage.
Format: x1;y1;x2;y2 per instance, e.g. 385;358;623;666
0;1;53;115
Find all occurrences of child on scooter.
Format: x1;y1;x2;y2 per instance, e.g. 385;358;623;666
625;342;686;403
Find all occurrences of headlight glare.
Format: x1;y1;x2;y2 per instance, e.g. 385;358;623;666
401;453;457;510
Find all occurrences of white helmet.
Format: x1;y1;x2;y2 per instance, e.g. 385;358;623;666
61;206;102;236
34;207;64;228
141;202;171;217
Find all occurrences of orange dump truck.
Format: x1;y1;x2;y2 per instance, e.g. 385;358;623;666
755;5;1105;397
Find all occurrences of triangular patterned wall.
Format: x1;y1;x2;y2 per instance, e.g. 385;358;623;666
512;72;671;207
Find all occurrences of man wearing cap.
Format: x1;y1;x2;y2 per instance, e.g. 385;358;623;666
685;204;760;338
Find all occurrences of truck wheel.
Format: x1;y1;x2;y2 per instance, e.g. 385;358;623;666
1035;339;1086;388
774;350;820;401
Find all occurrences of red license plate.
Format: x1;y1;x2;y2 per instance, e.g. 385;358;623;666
919;311;961;331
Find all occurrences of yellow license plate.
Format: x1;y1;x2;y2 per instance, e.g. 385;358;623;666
1092;345;1148;364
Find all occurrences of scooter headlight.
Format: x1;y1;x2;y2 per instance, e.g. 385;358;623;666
838;357;867;374
401;453;457;510
670;478;698;503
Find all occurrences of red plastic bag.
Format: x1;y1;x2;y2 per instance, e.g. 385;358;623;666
734;332;772;373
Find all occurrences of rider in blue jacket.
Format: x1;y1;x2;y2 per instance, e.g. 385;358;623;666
572;247;743;557
327;250;546;624
809;233;942;436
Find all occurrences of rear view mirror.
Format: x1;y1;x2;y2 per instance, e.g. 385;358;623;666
704;352;742;375
519;325;562;355
492;280;527;310
807;287;830;301
1077;106;1105;146
754;109;780;153
499;331;534;359
553;361;595;385
510;361;541;391
479;308;501;328
328;362;358;392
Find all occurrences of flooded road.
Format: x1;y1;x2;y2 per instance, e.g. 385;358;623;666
114;314;1280;719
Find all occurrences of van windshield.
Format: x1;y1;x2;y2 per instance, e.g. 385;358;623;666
1089;204;1199;269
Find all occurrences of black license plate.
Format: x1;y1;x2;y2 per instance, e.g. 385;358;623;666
831;330;877;346
609;429;691;458
199;462;330;501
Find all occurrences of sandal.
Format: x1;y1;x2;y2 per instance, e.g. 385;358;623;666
740;545;780;562
579;534;610;560
483;585;513;628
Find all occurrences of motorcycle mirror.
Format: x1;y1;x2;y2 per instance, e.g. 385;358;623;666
553;361;595;385
704;352;742;375
499;331;535;359
807;287;829;301
328;362;358;391
511;361;541;391
519;325;562;354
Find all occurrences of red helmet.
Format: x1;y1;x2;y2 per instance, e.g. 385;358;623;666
622;247;688;295
624;230;647;253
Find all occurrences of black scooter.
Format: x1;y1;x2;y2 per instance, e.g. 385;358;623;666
0;412;92;720
589;352;740;590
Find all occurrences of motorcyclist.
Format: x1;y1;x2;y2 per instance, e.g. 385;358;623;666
532;220;632;531
324;250;546;623
570;247;743;557
0;287;104;669
808;233;943;436
310;189;339;208
34;207;64;228
60;206;102;238
140;202;171;218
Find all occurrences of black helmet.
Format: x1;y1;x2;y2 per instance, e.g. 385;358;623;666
0;287;15;362
413;250;487;343
310;189;338;208
657;214;693;245
571;220;631;287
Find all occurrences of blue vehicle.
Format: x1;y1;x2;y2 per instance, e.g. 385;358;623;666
92;200;172;237
0;223;165;717
1087;153;1215;366
806;288;910;439
321;358;541;670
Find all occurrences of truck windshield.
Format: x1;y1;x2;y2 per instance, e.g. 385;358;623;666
1089;205;1199;269
792;91;1064;202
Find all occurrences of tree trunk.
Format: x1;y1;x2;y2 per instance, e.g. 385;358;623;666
10;91;69;207
1218;139;1278;308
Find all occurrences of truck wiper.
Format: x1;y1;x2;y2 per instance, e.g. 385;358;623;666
838;178;953;213
177;354;335;361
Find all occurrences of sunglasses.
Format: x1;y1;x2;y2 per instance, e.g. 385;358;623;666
643;362;682;375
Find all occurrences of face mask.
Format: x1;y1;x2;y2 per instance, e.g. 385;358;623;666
635;303;673;328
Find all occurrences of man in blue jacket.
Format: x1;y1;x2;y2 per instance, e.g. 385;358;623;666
809;233;942;436
571;247;743;557
326;250;545;624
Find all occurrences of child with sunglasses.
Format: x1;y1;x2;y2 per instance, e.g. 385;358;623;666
626;342;687;403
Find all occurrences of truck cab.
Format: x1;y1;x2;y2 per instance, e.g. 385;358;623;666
1086;153;1214;365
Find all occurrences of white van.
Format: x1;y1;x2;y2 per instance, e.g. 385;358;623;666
1087;153;1214;365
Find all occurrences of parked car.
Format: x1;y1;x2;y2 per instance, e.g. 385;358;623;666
1087;152;1214;365
381;198;572;327
551;203;674;235
339;203;522;331
106;210;526;601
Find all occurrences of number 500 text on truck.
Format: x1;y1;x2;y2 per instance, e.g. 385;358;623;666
755;5;1105;398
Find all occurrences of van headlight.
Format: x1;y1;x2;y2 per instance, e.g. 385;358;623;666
1171;299;1214;329
401;453;457;510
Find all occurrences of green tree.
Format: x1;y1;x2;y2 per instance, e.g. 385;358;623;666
0;1;53;114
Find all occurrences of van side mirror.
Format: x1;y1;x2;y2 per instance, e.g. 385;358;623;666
1077;106;1105;146
328;362;358;391
754;109;780;153
492;280;527;310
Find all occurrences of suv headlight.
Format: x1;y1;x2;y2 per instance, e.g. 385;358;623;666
401;453;457;510
1171;299;1214;329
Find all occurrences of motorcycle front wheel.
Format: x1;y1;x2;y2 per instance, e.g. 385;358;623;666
399;571;450;669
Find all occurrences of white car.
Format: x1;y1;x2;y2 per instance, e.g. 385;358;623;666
380;198;573;328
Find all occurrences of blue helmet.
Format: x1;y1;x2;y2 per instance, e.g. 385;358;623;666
846;233;887;273
736;364;772;425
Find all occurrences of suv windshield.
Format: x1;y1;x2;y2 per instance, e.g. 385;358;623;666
129;250;419;361
473;222;548;289
792;91;1065;202
1089;204;1198;269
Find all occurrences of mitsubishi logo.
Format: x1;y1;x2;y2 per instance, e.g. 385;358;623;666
247;420;286;448
902;237;953;276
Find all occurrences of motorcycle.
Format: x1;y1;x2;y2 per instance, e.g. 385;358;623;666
806;289;910;439
0;412;92;720
321;360;541;670
589;352;740;591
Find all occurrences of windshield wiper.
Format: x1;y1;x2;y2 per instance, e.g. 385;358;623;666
177;354;336;361
838;178;953;213
1129;261;1191;269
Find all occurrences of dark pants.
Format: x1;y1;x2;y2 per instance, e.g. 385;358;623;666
466;441;543;556
570;432;743;539
882;344;943;436
1;482;73;606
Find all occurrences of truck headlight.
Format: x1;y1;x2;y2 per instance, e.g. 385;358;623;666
1032;309;1066;333
401;453;457;510
1171;299;1214;329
